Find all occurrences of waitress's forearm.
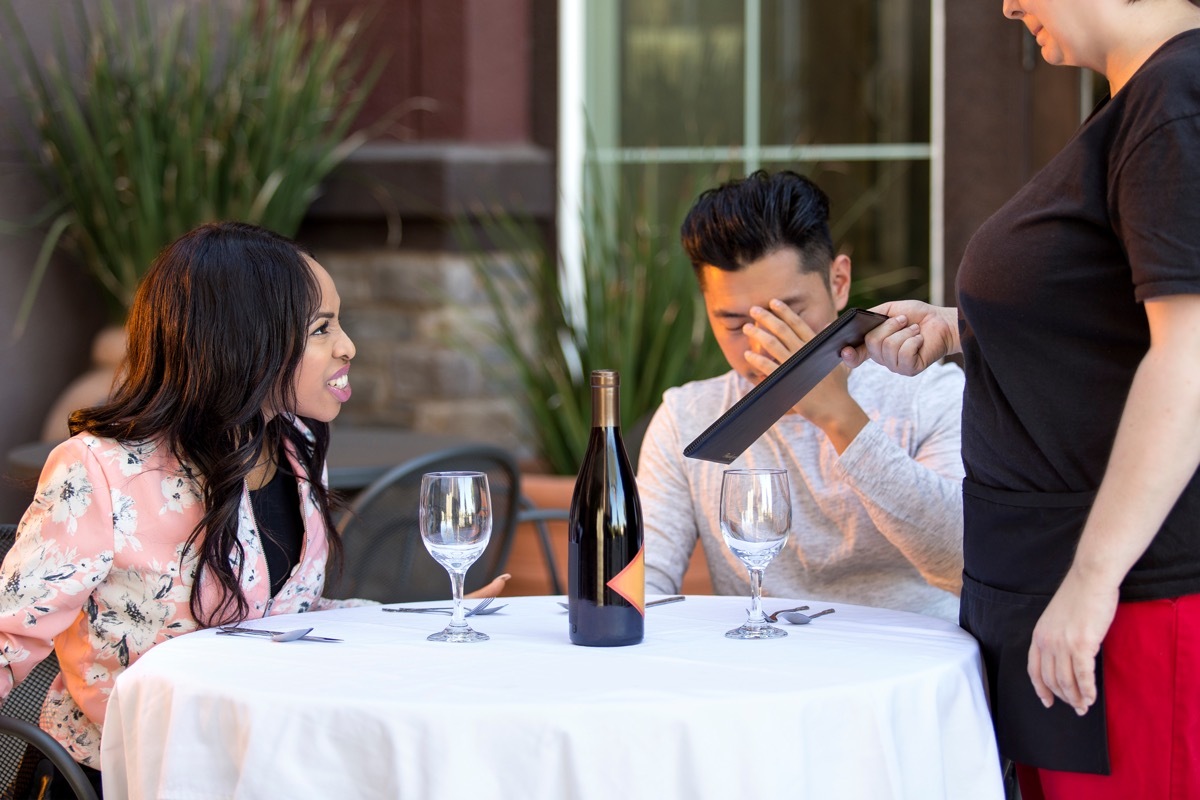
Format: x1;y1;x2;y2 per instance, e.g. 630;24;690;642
1070;301;1200;588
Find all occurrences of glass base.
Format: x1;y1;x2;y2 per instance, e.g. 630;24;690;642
427;625;489;643
725;623;787;640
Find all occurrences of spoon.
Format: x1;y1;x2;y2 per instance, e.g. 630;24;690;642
269;627;314;642
763;605;809;622
778;608;836;625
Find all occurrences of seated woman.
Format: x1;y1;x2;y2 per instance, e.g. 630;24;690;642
0;222;504;796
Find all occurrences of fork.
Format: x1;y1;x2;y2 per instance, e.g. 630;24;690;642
382;598;506;616
465;596;497;617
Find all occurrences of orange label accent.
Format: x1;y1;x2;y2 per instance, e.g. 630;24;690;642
607;546;645;615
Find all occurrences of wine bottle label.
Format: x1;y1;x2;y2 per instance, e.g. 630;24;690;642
605;545;646;616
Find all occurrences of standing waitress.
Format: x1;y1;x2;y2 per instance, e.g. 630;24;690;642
843;1;1200;797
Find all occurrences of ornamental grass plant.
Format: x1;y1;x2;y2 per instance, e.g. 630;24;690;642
465;183;728;476
1;0;380;333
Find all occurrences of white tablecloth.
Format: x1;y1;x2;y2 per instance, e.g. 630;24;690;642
101;595;1004;800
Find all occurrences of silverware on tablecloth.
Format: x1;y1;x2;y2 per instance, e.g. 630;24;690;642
763;605;810;622
465;596;498;616
382;607;452;615
216;626;343;643
778;608;836;625
382;599;507;616
556;595;686;611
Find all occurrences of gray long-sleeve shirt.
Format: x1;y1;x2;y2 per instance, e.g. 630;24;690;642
639;361;965;622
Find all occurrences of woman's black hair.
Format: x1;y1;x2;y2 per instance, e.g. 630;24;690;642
70;221;343;626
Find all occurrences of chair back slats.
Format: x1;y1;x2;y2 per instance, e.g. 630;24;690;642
0;524;22;790
0;654;62;779
326;445;522;603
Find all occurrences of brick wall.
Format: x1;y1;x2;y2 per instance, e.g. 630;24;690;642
318;248;531;460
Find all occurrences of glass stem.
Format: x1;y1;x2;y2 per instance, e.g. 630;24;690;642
748;567;767;624
449;570;467;628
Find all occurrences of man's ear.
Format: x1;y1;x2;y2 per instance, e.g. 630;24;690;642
829;254;852;311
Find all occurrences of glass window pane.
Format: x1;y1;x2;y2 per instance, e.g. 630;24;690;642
600;160;930;305
760;0;930;146
617;0;744;147
760;159;930;305
611;161;743;235
581;0;935;305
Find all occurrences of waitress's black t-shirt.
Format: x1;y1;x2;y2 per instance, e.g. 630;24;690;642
956;30;1200;601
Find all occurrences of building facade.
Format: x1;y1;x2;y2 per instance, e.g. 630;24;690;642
0;1;1081;520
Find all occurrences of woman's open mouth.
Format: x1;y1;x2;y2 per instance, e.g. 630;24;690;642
327;366;352;402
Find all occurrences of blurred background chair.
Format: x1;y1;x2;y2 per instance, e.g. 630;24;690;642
515;500;568;596
0;524;100;800
325;445;522;603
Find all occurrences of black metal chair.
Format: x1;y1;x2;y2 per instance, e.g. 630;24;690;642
325;445;522;603
0;524;100;800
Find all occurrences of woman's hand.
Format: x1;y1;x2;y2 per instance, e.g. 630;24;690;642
465;573;511;599
1027;567;1119;715
840;301;960;376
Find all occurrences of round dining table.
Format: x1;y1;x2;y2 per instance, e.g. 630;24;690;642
100;595;1004;799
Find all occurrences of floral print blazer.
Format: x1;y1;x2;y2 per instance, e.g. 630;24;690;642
0;417;359;767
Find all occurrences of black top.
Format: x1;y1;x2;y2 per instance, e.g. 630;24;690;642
957;30;1200;601
250;469;304;597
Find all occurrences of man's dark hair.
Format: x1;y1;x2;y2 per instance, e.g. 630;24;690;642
680;170;835;286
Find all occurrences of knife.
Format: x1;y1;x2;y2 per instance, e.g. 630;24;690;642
556;595;686;610
216;626;343;643
381;607;454;615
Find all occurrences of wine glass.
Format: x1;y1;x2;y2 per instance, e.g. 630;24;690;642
720;468;792;640
419;471;493;643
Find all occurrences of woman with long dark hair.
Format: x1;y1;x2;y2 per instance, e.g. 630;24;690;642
1;222;363;793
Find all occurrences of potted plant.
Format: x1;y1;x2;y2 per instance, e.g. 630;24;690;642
465;177;728;477
1;0;380;437
4;0;379;328
461;177;727;594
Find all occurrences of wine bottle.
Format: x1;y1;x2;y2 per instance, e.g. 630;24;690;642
568;369;645;646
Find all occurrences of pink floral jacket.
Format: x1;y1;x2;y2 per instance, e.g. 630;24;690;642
0;419;361;766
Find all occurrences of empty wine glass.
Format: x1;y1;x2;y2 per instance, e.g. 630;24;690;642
720;468;792;640
419;471;493;643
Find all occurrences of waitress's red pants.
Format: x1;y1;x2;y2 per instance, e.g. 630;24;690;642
1016;594;1200;800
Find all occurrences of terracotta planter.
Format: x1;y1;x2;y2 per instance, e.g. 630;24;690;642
504;474;574;596
520;472;576;510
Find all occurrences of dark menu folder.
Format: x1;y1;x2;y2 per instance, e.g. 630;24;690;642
683;308;888;465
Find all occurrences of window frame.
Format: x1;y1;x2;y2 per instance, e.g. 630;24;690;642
559;0;947;304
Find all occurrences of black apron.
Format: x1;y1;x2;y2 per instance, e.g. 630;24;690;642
960;479;1110;775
